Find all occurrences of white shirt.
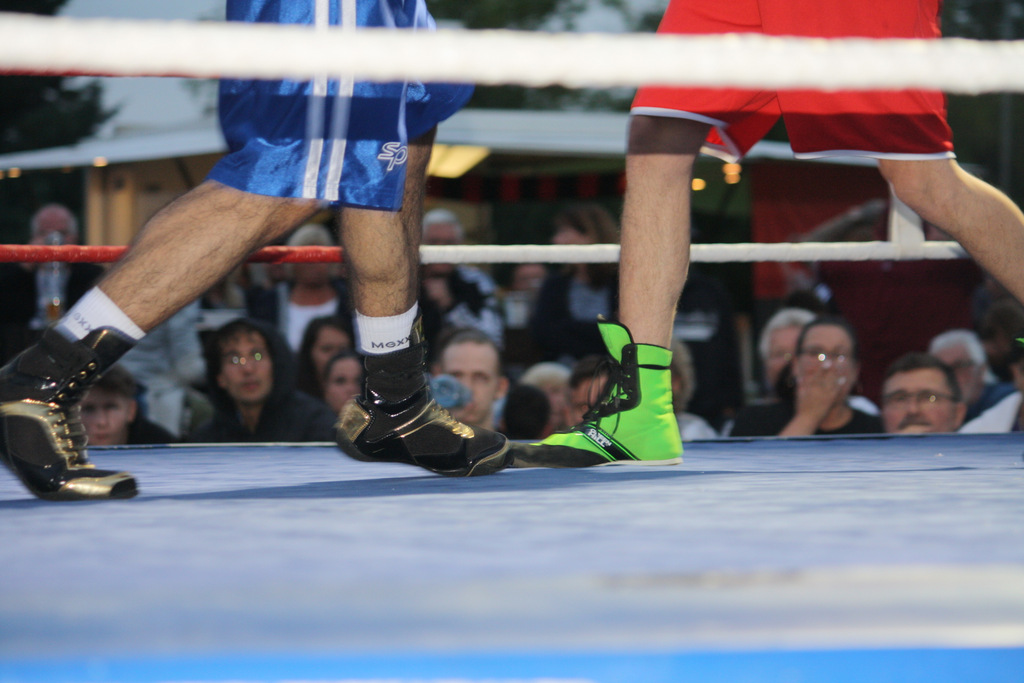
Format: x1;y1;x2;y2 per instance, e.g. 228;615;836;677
285;298;338;350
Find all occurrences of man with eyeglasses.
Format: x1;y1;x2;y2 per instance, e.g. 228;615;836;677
880;353;966;435
189;318;336;443
730;316;883;437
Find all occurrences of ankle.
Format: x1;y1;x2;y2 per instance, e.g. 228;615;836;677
363;343;428;402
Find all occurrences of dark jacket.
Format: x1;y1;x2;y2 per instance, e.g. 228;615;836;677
729;401;883;437
0;261;104;325
530;272;618;363
127;417;178;445
0;262;104;363
673;269;744;430
189;319;337;443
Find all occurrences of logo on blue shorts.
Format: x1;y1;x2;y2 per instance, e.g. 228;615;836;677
377;142;408;172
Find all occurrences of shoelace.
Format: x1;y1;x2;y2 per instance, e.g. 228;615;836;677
581;356;632;425
52;368;96;464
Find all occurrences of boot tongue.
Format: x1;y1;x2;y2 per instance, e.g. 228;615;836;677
596;319;634;362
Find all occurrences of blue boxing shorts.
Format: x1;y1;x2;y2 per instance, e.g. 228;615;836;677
207;0;473;210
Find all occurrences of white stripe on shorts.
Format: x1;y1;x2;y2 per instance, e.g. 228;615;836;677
323;0;357;202
302;0;332;199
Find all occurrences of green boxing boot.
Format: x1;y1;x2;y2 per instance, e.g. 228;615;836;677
510;319;683;468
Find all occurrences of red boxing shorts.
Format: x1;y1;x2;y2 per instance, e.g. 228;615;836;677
632;0;955;162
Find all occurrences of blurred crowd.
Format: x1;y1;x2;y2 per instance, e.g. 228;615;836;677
4;201;1024;447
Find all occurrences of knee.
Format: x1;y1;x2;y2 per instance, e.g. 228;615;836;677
878;159;956;213
627;115;709;157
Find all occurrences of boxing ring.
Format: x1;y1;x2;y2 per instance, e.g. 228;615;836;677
1;434;1022;682
3;10;1024;682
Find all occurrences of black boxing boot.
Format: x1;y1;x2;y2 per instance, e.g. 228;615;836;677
0;327;138;500
335;320;510;477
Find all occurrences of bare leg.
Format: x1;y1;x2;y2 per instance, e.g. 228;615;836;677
333;129;510;476
510;116;705;466
0;181;319;500
339;130;434;316
99;180;319;331
879;158;1024;304
619;115;710;348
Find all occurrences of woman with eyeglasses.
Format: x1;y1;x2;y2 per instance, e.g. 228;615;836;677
729;316;883;438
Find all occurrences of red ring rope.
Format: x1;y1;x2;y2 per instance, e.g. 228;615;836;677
0;245;343;264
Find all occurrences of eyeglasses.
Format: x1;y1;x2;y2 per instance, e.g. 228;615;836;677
882;390;956;408
224;351;266;366
798;349;850;366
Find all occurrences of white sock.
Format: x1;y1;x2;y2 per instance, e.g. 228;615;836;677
356;304;418;355
57;288;146;342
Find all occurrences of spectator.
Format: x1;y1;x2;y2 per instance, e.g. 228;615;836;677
669;339;718;440
189;318;336;442
295;315;355;399
419;208;504;350
0;204;103;363
978;299;1024;382
960;337;1024;433
566;355;610;427
730;316;883;437
928;329;1014;423
672;267;744;430
518;361;572;434
509;263;548;297
499;262;550;376
814;217;983;403
757;307;816;399
80;365;176;446
119;300;210;438
880;353;966;434
500;383;552;441
502;262;548;329
322;349;365;415
433;328;509;431
531;204;619;365
246;223;351;351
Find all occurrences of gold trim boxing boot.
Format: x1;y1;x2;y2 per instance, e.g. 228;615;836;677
0;327;138;500
335;319;510;477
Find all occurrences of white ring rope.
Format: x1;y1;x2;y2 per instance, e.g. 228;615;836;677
423;241;967;264
0;13;987;268
0;12;1023;93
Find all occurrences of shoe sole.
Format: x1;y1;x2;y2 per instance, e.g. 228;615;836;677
596;456;682;467
38;472;139;501
508;442;681;469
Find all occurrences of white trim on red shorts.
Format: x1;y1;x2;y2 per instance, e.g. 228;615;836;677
795;150;956;162
631;106;742;162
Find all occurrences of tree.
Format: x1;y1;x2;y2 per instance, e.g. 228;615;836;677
0;0;113;242
429;0;642;110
